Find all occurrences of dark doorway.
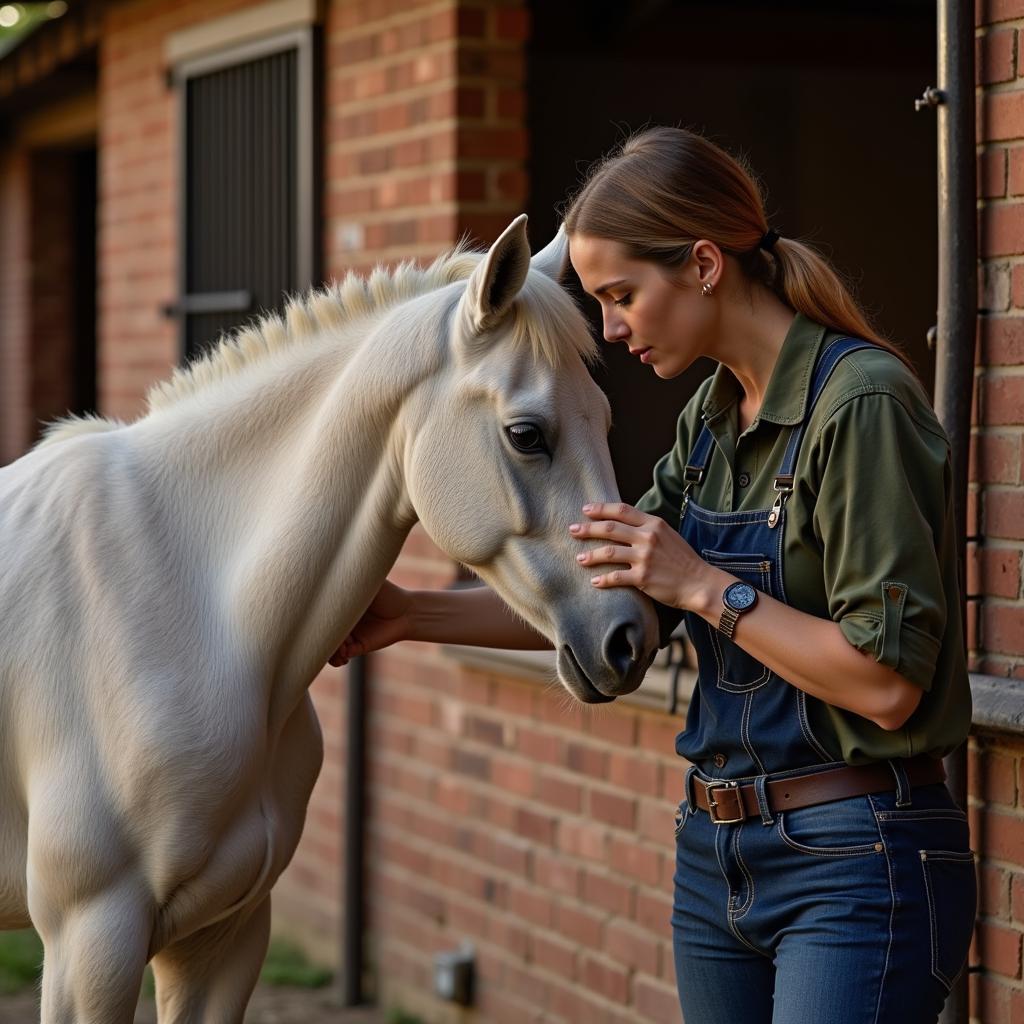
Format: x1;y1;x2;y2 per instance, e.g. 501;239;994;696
527;0;937;502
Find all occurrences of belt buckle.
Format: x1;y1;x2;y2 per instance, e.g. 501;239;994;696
706;780;744;824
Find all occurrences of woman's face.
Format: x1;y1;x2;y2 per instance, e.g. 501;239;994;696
569;233;718;379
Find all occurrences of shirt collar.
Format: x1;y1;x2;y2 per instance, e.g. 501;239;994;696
700;313;828;427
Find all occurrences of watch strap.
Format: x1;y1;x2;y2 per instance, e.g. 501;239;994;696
719;604;741;640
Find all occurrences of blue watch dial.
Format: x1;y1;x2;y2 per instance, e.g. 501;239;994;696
724;581;758;611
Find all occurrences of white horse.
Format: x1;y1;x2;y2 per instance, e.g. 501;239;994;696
0;216;658;1023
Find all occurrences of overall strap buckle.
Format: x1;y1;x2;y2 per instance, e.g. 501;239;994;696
705;780;745;824
767;475;794;530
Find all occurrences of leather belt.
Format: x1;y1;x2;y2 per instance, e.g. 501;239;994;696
691;755;946;825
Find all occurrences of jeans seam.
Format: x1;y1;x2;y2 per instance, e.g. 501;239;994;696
731;828;756;919
713;824;762;956
869;795;896;1024
920;849;976;993
741;692;767;776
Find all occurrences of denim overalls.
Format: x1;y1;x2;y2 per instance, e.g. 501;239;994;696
670;339;977;1024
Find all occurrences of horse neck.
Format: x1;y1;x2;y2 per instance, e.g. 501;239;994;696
133;303;448;714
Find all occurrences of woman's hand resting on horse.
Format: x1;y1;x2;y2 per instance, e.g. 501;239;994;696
570;502;718;612
329;580;412;666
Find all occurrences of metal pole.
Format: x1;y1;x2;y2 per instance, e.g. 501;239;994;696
341;654;367;1006
930;2;977;1022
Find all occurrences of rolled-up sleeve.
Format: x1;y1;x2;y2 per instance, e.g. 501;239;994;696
811;391;950;691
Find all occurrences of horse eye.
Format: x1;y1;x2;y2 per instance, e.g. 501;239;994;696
505;423;548;455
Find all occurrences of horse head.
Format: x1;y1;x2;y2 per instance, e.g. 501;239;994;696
404;216;660;702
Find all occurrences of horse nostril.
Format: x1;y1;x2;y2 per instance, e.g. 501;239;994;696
604;620;642;677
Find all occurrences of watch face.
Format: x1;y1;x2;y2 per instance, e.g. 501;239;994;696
724;582;758;611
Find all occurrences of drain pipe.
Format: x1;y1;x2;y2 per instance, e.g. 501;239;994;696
918;2;976;1023
341;654;367;1006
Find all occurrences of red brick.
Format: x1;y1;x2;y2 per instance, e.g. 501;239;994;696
530;932;578;979
585;708;638;746
971;430;1021;484
982;862;1013;919
608;750;662;796
565;741;610;778
583;869;634;917
490;757;535;797
978;919;1023;978
635;975;682;1023
983;314;1024;361
983;749;1020;805
581;954;630;1004
609;836;664;887
605;918;661;975
982;201;1024;256
590;788;637;830
984;373;1024;425
507;881;554;928
985;488;1024;537
1012;872;1024;920
985;147;1010;197
982;546;1024;598
980;28;1018;84
986;807;1024;863
557;903;605;949
986;0;1024;23
534;849;582;896
984;603;1024;655
986;89;1024;143
534;771;583;813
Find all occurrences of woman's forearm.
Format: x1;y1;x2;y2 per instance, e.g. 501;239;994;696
690;567;923;731
409;586;553;650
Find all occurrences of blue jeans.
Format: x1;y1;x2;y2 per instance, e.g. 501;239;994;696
671;778;977;1024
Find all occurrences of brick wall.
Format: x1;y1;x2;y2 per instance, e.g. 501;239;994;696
969;3;1024;1021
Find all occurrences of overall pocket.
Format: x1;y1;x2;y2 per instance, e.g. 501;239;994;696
701;550;774;693
920;850;977;991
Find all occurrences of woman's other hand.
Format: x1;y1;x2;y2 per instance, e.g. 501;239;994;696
329;580;412;666
569;502;725;612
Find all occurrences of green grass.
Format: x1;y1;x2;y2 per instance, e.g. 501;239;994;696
259;937;332;989
0;931;331;996
0;929;43;996
387;1009;426;1024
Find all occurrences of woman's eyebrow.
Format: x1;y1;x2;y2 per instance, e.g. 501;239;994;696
593;278;629;296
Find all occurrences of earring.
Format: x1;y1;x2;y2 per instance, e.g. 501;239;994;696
701;282;714;297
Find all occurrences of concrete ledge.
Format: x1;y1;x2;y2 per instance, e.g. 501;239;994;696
970;673;1024;736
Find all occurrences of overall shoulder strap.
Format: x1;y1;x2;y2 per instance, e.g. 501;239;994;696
766;336;876;528
774;337;876;489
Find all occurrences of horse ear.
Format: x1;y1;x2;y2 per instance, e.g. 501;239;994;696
530;224;569;281
462;214;531;334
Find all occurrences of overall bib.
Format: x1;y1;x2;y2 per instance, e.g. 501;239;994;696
670;338;977;1024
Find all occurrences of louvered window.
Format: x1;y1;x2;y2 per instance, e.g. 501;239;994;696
172;30;315;358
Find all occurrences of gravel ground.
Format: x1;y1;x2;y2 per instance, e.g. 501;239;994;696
0;985;386;1023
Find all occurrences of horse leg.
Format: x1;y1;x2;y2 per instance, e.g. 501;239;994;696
152;896;270;1024
35;880;150;1024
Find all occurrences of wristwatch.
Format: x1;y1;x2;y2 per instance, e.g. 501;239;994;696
719;581;758;639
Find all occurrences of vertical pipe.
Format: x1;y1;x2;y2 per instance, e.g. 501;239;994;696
341;654;367;1006
934;2;976;1023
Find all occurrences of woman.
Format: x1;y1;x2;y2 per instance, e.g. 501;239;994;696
331;127;976;1023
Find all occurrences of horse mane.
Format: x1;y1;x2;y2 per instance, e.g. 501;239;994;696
38;242;598;446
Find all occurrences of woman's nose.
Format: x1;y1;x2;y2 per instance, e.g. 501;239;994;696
602;311;630;343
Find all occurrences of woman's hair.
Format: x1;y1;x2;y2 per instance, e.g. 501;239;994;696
562;126;909;365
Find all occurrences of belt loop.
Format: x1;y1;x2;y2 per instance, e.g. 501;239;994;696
683;765;698;815
753;774;774;826
888;758;912;808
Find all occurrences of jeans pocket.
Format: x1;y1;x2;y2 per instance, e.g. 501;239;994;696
700;550;774;693
674;800;689;838
777;796;884;857
921;850;977;991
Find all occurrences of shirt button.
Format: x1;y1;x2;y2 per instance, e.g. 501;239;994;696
713;752;728;768
737;472;751;488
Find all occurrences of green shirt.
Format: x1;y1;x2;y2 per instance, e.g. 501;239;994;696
636;313;972;764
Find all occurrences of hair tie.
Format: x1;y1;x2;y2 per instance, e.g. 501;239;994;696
759;228;781;253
